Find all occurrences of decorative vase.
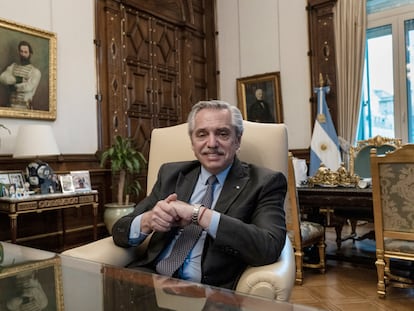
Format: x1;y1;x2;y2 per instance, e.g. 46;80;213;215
103;203;135;234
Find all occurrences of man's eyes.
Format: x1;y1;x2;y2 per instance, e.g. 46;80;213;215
195;130;231;139
218;130;230;138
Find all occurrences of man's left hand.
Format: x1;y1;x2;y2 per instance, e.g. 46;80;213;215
169;200;194;227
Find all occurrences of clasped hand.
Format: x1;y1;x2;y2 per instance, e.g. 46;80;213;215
148;193;194;232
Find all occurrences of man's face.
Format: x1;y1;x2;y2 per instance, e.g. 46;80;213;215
191;108;241;175
19;45;31;64
255;89;263;100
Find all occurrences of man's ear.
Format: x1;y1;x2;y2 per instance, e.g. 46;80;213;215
236;136;242;150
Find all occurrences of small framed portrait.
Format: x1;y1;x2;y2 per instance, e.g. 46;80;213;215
8;172;25;190
70;170;92;191
0;257;64;311
0;17;57;120
0;173;11;197
236;72;283;123
59;174;75;193
0;170;26;197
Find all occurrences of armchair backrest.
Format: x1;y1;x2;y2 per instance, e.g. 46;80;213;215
147;121;288;195
370;144;414;250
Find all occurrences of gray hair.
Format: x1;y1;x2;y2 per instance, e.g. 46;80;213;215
187;100;244;137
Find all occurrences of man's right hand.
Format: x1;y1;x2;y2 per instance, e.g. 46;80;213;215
142;194;181;232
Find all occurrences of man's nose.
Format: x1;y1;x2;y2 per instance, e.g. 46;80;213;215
206;134;218;147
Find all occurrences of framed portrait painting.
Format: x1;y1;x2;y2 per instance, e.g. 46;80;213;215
0;17;57;120
237;72;283;123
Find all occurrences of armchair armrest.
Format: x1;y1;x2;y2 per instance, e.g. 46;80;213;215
235;236;296;301
0;241;55;266
61;237;140;266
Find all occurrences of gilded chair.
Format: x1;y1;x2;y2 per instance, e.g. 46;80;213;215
341;135;402;242
370;144;414;298
287;152;326;285
61;121;296;303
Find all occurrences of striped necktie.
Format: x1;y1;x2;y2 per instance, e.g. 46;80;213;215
156;175;217;276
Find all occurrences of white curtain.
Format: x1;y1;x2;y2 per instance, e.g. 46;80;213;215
334;0;367;166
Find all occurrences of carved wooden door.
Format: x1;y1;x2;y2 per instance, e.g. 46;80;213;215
95;0;217;199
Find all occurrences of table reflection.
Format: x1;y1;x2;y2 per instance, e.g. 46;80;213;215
102;265;320;311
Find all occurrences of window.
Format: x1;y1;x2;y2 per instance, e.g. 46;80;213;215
357;2;414;142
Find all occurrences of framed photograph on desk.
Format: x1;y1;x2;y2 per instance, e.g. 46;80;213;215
0;170;25;197
59;174;74;193
70;170;91;191
8;172;24;190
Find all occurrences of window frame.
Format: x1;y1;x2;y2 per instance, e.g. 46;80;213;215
365;4;414;143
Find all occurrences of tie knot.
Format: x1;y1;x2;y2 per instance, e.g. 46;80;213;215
206;175;217;186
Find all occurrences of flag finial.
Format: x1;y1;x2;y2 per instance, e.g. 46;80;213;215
319;73;324;87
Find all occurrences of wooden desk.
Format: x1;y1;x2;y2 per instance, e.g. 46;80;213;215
0;190;99;244
297;186;373;248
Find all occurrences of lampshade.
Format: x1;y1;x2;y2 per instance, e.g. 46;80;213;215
13;124;60;158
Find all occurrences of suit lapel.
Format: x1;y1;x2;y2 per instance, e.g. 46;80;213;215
175;166;200;202
215;158;249;214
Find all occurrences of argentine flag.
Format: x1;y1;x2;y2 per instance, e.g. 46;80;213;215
309;85;341;176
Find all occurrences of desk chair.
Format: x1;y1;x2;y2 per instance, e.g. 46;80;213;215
62;121;296;302
342;135;402;242
287;153;326;285
370;144;414;297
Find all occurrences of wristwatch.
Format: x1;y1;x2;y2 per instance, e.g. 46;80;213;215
192;204;203;224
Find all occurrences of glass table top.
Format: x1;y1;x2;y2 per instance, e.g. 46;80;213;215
101;265;323;311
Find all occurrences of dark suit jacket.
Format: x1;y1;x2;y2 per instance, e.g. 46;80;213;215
112;157;287;289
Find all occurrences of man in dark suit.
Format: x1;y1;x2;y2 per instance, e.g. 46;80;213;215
112;100;287;290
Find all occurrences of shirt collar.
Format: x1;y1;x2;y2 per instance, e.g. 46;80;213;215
200;165;232;186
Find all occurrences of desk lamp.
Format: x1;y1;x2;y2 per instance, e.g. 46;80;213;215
13;124;60;194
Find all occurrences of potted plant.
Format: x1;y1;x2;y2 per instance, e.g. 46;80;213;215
100;135;146;233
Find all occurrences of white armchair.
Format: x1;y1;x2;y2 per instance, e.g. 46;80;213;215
62;121;295;302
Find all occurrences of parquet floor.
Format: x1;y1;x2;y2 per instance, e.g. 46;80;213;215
289;223;414;311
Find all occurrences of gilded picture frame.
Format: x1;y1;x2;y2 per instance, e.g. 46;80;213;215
237;72;283;123
0;257;64;310
0;17;57;120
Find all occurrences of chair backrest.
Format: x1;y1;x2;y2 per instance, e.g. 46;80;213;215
147;121;288;195
286;152;302;250
350;135;402;178
370;144;414;252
